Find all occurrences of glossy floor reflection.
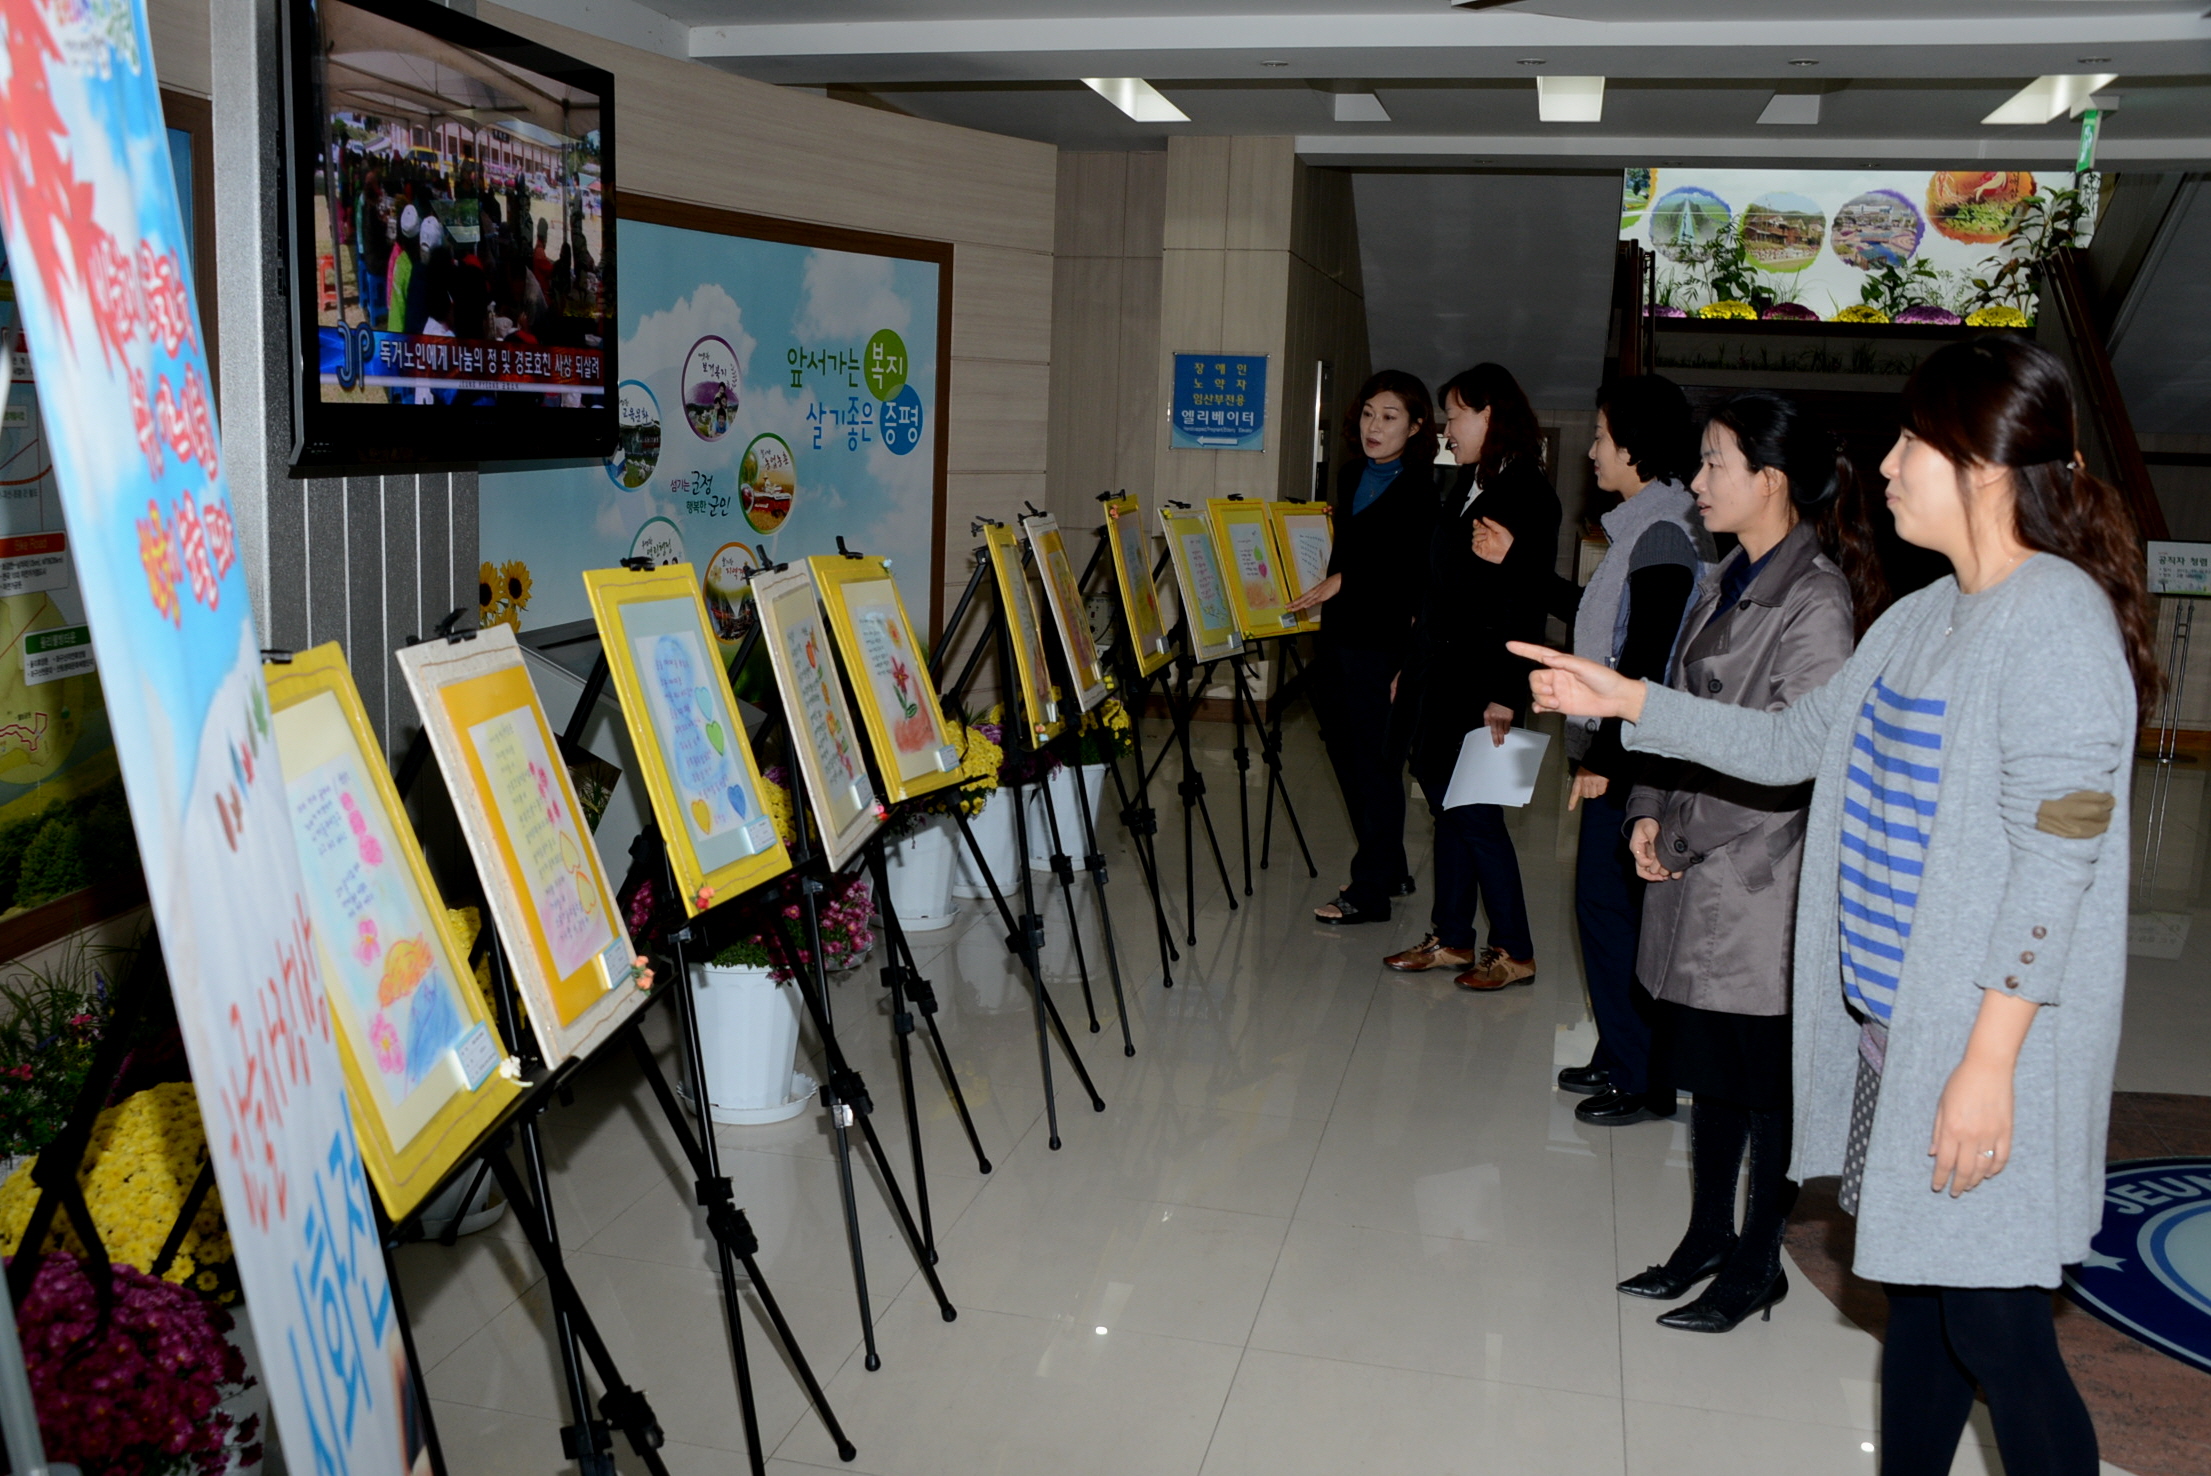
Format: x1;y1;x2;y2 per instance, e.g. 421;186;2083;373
400;711;2202;1475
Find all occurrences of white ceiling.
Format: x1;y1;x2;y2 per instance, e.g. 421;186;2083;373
498;0;2211;163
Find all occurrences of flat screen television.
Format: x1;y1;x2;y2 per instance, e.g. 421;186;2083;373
283;0;614;472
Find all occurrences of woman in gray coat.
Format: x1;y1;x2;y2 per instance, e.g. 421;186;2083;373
1513;337;2158;1476
1618;393;1864;1334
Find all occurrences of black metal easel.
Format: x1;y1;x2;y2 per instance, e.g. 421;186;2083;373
392;609;856;1472
564;564;959;1376
931;532;1108;1148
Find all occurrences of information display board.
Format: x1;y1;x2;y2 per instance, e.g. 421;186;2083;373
582;564;791;911
1160;505;1244;663
983;523;1063;742
1103;496;1176;676
808;554;963;805
396;625;646;1066
1205;498;1300;641
1021;512;1109;711
265;644;524;1219
748;562;883;870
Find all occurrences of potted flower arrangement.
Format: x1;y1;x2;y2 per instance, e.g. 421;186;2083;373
887;716;1000;925
9;1252;262;1475
951;713;1022;899
1033;698;1130;870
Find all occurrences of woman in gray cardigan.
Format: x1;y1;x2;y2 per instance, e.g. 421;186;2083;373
1512;337;2160;1476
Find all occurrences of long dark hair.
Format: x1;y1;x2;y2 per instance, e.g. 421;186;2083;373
1439;362;1543;488
1708;390;1891;636
1901;336;2161;708
1342;369;1437;470
1597;374;1696;487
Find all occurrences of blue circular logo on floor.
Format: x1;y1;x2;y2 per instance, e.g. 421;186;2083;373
2063;1157;2211;1374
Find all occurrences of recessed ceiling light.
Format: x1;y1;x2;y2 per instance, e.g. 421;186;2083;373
1259;58;1290;68
1516;57;1547;66
1788;58;1820;67
1983;72;2119;125
1083;77;1191;123
1536;75;1604;122
2078;56;2111;64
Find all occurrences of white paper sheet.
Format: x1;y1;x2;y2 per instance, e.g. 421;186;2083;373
1442;727;1552;809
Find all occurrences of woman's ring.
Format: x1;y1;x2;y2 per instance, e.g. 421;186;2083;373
1981;1149;1997;1158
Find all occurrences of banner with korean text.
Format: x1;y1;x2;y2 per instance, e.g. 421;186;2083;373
0;0;416;1470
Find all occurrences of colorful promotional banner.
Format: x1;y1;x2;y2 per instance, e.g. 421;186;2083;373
0;0;416;1470
480;215;942;636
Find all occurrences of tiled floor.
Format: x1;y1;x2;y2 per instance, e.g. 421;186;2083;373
398;711;2205;1474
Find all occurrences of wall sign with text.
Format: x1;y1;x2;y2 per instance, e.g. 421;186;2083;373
1171;352;1268;452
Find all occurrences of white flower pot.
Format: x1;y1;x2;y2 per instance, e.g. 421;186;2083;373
689;962;813;1124
953;787;1018;898
1028;764;1107;871
884;815;960;930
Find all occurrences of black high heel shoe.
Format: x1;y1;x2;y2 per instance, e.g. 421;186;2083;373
1655;1269;1789;1333
1617;1237;1735;1300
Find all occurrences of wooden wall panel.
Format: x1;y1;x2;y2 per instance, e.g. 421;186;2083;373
954;245;1056;366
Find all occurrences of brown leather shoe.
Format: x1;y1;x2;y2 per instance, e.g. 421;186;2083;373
1455;947;1537;991
1384;935;1475;973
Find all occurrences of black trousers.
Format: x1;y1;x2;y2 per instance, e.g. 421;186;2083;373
1311;644;1408;913
1574;786;1655;1092
1881;1285;2099;1476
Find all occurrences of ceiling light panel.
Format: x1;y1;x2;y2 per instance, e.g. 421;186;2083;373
1082;77;1189;123
1758;92;1821;126
1535;75;1604;123
1982;72;2118;126
1334;92;1391;123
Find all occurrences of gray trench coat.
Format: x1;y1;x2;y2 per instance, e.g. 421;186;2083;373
1625;556;2133;1288
1626;521;1855;1016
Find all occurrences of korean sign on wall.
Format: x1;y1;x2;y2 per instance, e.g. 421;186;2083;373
481;207;945;639
1171;351;1268;452
0;0;417;1470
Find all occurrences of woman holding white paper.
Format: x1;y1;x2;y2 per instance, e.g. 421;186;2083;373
1614;391;1860;1319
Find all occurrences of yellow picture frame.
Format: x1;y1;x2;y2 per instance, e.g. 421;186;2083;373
1270;499;1334;637
808;554;965;805
748;563;884;872
263;644;525;1220
1103;497;1177;677
395;624;647;1068
983;523;1064;743
1160;505;1244;662
1021;512;1109;711
1205;498;1301;641
583;564;792;916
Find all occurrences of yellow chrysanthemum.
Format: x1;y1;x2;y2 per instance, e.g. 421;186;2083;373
761;778;797;847
0;1082;230;1291
1697;300;1757;320
1833;304;1891;324
1964;305;2031;328
941;719;1003;815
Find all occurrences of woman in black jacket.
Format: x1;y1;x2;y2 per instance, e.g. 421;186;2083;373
1294;370;1438;925
1384;363;1560;990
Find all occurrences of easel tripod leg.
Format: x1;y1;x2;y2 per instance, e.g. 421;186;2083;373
865;839;991;1175
1070;761;1136;1057
1038;787;1102;1033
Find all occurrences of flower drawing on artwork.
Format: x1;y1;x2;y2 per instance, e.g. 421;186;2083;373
339;790;383;867
369;1011;403;1075
352;917;380;966
888;656;919;718
136;499;180;625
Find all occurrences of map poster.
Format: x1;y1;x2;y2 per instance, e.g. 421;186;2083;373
481;204;949;642
0;0;417;1468
1160;506;1242;663
582;565;790;912
748;564;880;871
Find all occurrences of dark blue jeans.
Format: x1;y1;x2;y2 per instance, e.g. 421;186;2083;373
1427;797;1533;958
1577;785;1656;1093
1312;645;1408;912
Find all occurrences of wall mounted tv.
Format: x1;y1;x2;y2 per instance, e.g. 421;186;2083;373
283;0;614;472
